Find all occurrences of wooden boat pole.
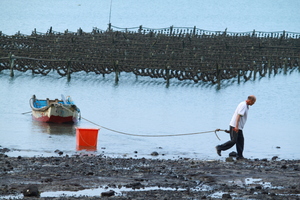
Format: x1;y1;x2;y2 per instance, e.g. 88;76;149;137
253;62;257;81
114;60;119;83
268;59;272;77
284;58;287;74
9;53;15;77
216;63;221;85
166;65;170;87
66;59;71;81
237;69;241;84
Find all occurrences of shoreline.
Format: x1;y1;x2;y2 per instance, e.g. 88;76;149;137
1;147;300;199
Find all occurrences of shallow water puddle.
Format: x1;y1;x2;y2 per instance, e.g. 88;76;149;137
39;184;214;198
245;178;271;188
210;191;238;198
42;186;187;197
209;178;287;199
1;178;296;199
0;186;186;199
230;177;273;188
245;178;285;189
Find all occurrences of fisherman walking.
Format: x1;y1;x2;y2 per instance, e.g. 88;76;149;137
215;95;256;159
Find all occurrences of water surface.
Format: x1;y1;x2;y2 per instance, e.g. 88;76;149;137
0;70;299;160
0;0;299;160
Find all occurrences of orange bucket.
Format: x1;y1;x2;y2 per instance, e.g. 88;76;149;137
76;128;99;149
76;145;97;151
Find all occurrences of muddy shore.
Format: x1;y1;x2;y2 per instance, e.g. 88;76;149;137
0;147;300;200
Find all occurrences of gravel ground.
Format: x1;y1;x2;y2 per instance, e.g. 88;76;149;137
0;147;300;200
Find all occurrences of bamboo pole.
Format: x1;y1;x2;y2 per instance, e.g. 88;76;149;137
166;65;170;87
114;60;119;83
237;69;241;84
216;63;221;85
284;58;287;74
9;53;15;77
253;62;257;80
268;59;272;77
66;59;71;81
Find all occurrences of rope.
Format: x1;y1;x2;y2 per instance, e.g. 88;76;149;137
22;111;32;115
11;55;68;62
81;117;226;139
24;105;227;139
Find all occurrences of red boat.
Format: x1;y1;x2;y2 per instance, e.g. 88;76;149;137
30;95;80;123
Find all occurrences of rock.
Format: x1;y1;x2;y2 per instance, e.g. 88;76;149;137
269;192;276;196
222;193;232;199
255;185;262;190
225;157;234;162
0;148;10;153
271;156;278;161
101;190;115;197
22;185;39;197
54;149;63;155
86;171;94;175
42;178;53;183
151;151;159;156
229;151;237;157
281;165;287;169
125;182;143;189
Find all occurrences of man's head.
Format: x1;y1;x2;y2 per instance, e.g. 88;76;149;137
246;95;256;106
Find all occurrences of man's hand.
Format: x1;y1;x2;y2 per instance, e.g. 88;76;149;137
233;127;239;132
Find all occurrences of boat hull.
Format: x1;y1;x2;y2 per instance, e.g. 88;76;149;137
30;96;79;123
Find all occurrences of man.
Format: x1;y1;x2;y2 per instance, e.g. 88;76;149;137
216;95;256;159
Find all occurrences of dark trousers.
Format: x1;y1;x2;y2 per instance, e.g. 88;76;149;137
218;126;244;158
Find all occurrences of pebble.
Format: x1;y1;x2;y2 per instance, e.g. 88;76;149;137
101;190;115;197
226;157;234;162
229;151;237;157
22;185;39;197
222;193;232;199
272;156;278;161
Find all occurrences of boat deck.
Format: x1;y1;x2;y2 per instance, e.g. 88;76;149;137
33;99;66;108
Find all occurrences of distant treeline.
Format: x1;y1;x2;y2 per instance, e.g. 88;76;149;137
0;25;299;84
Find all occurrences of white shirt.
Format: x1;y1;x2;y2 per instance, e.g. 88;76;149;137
229;101;249;130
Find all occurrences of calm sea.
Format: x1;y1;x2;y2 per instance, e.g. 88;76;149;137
0;0;299;160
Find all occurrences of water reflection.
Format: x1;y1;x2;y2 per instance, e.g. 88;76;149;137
76;146;97;152
31;120;76;135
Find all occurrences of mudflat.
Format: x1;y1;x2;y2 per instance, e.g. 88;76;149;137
0;150;299;199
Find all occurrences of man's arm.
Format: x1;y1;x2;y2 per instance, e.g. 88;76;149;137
234;114;241;132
